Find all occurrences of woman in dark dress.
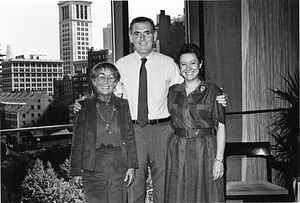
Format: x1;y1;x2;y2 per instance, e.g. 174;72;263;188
165;44;226;202
69;62;138;203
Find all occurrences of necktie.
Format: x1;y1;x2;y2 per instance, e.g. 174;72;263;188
137;58;148;127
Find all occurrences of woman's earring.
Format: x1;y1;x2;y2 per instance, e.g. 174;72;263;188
113;87;116;92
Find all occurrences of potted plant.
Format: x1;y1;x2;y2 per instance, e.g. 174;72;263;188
269;70;299;201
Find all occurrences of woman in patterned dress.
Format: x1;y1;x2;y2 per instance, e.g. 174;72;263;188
165;44;226;202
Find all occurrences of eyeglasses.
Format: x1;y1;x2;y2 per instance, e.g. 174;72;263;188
96;75;116;84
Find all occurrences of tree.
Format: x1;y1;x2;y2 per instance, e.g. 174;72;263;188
21;159;85;203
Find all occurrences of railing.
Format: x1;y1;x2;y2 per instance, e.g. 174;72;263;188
0;124;73;133
0;108;289;134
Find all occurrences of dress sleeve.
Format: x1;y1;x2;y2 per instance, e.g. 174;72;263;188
212;84;225;130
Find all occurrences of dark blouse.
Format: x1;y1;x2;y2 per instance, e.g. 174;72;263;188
96;96;122;149
167;81;225;131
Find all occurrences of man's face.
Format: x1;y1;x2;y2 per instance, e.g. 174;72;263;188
129;21;157;57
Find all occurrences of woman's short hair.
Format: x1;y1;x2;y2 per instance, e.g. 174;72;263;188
90;62;121;82
176;43;204;64
129;17;155;33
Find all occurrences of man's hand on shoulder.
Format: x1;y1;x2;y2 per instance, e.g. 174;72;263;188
73;96;86;113
216;88;228;107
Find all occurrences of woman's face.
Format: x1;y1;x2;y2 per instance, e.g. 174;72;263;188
179;53;202;81
92;69;117;97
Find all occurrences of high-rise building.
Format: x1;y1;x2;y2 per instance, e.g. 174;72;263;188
6;44;13;59
1;55;64;96
156;10;185;59
57;1;93;75
103;23;112;54
54;74;73;106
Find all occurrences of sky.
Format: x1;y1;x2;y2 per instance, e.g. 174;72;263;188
0;0;184;60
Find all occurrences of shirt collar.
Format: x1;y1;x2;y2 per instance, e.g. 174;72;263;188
95;93;116;104
134;50;154;61
174;80;208;94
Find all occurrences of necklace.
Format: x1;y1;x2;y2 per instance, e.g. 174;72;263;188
96;101;116;134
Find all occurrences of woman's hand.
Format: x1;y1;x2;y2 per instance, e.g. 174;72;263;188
213;160;224;181
72;176;83;185
124;168;135;188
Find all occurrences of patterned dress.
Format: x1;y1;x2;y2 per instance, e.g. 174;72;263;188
165;81;225;203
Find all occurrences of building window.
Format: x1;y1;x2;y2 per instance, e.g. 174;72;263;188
38;105;41;109
31;113;34;118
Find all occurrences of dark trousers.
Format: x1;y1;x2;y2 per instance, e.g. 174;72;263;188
83;147;127;203
128;122;173;203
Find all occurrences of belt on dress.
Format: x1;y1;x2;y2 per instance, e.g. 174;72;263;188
132;117;170;125
174;128;214;138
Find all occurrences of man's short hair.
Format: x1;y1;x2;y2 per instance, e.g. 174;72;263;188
129;16;155;33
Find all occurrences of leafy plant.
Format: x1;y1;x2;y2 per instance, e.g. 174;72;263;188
21;159;85;203
269;70;299;200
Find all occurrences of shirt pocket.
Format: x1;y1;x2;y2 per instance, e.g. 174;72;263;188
195;104;212;120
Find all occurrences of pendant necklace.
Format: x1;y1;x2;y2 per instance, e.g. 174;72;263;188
96;101;116;135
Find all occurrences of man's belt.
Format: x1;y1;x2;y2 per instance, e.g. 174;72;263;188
132;117;170;125
174;128;214;138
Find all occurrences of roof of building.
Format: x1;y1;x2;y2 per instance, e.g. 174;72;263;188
0;91;50;104
2;58;63;63
0;91;52;114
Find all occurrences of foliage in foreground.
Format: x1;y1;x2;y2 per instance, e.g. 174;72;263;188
269;71;299;200
21;159;85;203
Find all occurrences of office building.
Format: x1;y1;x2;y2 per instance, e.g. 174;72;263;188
1;55;64;96
103;23;113;54
54;74;73;106
58;1;93;75
156;10;185;59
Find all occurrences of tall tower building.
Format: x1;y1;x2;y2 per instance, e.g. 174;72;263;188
103;23;112;53
6;44;13;59
57;1;93;75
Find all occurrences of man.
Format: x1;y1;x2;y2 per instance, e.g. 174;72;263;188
75;16;227;203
